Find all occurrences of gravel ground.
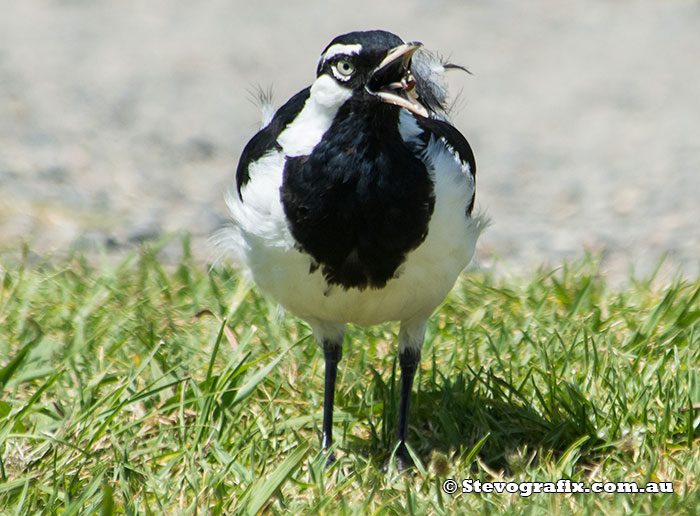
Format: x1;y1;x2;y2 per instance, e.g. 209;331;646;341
1;0;699;281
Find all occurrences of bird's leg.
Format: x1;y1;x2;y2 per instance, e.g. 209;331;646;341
322;341;343;461
384;319;427;472
394;347;420;470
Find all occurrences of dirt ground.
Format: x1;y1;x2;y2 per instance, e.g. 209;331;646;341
1;0;699;281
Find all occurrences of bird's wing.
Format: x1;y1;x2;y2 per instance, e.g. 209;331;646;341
414;115;477;215
236;87;311;199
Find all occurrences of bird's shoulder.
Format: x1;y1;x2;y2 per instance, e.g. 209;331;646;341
404;113;476;179
236;87;311;198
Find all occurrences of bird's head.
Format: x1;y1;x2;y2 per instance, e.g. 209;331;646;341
315;30;429;118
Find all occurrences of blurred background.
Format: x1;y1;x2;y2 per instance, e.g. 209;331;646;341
1;0;699;281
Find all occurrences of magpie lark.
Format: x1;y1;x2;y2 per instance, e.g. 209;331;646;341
219;29;484;469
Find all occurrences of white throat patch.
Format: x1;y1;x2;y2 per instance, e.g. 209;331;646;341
276;74;352;157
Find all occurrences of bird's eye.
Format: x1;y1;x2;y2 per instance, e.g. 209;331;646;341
333;59;355;78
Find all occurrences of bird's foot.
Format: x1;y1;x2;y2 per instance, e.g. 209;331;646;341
382;442;414;473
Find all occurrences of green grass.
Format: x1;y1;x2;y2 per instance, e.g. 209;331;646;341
1;237;699;515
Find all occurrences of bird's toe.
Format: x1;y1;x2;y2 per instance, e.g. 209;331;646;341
382;442;414;473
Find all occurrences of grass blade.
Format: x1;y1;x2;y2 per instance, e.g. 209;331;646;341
244;443;310;516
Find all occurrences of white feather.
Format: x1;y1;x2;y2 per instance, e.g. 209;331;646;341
398;109;423;144
260;102;275;129
277;75;352;157
320;43;362;64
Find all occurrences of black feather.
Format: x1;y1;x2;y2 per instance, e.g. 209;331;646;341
280;102;435;290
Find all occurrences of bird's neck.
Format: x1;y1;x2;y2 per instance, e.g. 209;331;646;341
342;100;401;140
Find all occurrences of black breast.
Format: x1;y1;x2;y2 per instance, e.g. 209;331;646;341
280;103;435;290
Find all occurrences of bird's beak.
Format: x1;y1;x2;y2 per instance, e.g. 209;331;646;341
367;42;429;118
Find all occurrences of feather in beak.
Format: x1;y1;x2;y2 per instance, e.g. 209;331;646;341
367;42;429;118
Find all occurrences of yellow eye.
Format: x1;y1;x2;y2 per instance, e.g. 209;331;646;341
334;59;355;77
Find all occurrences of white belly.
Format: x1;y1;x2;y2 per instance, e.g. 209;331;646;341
252;218;479;327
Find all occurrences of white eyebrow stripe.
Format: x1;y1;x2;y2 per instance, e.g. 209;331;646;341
321;43;362;63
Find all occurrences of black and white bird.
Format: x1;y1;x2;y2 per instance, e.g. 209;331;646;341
219;30;484;469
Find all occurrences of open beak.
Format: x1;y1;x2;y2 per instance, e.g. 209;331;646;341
367;42;429;118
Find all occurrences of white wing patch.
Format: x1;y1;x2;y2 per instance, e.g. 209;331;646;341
399;108;472;180
438;136;472;176
398;109;423;145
